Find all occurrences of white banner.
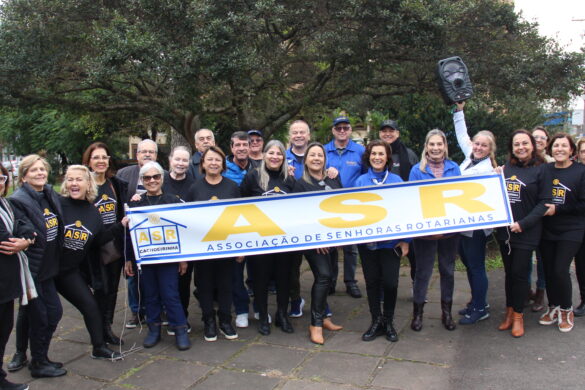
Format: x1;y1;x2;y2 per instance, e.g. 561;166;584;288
126;173;512;265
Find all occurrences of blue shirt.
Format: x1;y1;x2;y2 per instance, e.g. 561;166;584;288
223;156;258;186
286;148;304;180
408;159;461;181
324;139;365;188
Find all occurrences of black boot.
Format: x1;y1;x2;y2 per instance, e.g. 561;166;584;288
275;309;294;333
384;315;398;342
411;302;424;331
174;325;191;351
574;300;585;317
91;344;123;360
143;322;161;348
258;312;271;336
362;316;386;341
441;300;456;331
29;359;67;378
203;315;218;342
7;351;28;372
104;322;124;346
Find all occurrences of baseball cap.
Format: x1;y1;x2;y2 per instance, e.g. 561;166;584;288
380;120;399;131
332;116;351;126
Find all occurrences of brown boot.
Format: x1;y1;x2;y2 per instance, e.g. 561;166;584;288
531;289;545;312
498;307;514;331
511;312;524;337
323;318;343;331
309;325;324;345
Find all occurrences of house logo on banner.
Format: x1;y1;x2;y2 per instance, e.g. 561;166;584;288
130;214;187;257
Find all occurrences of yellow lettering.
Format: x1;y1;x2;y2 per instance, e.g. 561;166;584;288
64;230;72;239
318;193;387;228
80;233;88;241
420;182;493;218
165;228;176;241
152;231;162;241
203;204;285;241
138;232;150;243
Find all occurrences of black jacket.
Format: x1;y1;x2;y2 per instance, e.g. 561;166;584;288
10;183;64;281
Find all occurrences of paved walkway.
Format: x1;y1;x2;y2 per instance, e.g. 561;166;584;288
4;263;585;390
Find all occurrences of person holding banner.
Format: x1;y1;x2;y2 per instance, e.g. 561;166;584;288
573;137;585;317
538;133;585;333
354;140;410;342
496;129;548;338
55;165;123;361
292;142;344;345
82;142;127;347
123;161;191;351
409;129;462;332
452;102;497;325
241;140;296;335
185;146;240;342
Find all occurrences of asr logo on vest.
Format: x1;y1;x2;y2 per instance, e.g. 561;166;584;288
505;175;526;204
130;214;187;258
44;208;59;242
262;186;287;196
95;194;117;225
552;178;570;205
64;220;92;251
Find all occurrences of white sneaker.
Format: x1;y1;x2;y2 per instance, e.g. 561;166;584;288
235;313;249;328
253;312;272;323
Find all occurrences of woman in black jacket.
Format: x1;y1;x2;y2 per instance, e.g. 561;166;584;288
0;164;34;390
82;142;128;346
240;140;296;335
496;130;549;338
55;165;122;360
8;154;66;378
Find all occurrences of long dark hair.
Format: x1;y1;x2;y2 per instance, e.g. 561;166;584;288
508;129;544;167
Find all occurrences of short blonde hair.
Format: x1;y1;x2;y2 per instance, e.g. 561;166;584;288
18;154;50;186
61;165;98;203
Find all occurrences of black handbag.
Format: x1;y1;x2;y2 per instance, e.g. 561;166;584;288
100;239;122;265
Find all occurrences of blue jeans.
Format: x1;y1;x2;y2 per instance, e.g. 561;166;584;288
232;259;250;315
459;231;489;310
140;263;186;327
127;274;145;315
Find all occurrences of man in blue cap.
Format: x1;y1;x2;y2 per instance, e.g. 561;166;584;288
324;115;365;298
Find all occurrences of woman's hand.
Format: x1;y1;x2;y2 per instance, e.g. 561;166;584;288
510;222;523;233
287;165;296;177
544;203;556;216
121;216;130;227
130;193;143;202
326;167;339;179
316;247;330;255
455;101;465;112
0;237;29;255
178;261;188;275
125;260;135;277
397;241;409;257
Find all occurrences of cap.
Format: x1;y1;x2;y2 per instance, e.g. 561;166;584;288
247;129;263;137
332;116;351;126
380;119;399;131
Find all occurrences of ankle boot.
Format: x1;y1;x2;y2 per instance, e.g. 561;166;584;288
104;322;124;346
275;309;294;333
258;312;271;336
531;289;545;312
7;351;28;372
143;322;161;348
174;325;191;350
386;319;398;342
323;317;343;331
91;344;123;360
498;307;514;331
411;302;424;331
362;316;386;341
441;301;456;331
511;312;524;337
29;359;67;378
309;325;324;345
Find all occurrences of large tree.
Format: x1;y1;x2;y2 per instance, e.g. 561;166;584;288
0;0;583;147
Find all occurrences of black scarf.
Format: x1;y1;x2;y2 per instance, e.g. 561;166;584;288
390;139;413;181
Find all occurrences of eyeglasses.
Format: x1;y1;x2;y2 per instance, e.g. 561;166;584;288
249;138;263;144
142;174;162;182
0;175;7;184
138;150;156;154
533;135;547;141
91;155;110;161
334;126;351;132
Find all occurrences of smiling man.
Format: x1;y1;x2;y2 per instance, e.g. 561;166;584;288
189;128;216;180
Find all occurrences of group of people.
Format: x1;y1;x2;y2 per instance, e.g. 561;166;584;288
2;105;585;390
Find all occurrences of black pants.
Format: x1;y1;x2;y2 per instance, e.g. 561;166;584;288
499;242;532;313
178;262;194;317
249;253;292;316
55;270;104;347
94;258;123;327
358;245;401;321
540;239;581;310
194;259;234;322
574;235;585;303
28;278;62;361
304;249;333;326
407;242;416;282
288;251;303;302
0;300;14;380
13;304;29;354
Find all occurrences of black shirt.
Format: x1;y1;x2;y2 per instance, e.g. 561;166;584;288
163;171;196;202
292;175;342;193
95;180;119;227
39;192;60;279
240;167;296;197
185;177;240;202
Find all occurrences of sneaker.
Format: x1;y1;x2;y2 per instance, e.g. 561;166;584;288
458;302;472;316
235;313;249;328
254;312;272;323
558;308;574;333
325;304;332;317
247;288;254;298
219;322;239;340
289;297;305;318
459;308;490;325
539;306;560;325
167;322;192;336
125;313;142;329
161;312;169;326
203;318;218;342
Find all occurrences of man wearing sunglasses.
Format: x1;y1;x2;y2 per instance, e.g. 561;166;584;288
248;130;265;163
325;116;365;299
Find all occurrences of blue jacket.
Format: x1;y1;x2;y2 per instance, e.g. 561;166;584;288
408;159;461;181
223;156;258;186
286;148;304;180
355;168;410;249
325;139;365;188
